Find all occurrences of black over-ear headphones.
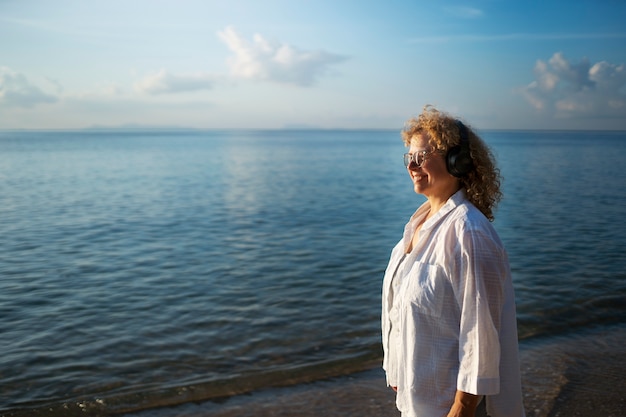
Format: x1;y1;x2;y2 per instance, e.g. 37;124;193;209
446;120;474;177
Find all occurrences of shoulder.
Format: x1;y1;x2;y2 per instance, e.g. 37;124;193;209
447;193;491;228
448;198;503;246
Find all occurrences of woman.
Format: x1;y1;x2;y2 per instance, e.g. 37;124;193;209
381;106;525;417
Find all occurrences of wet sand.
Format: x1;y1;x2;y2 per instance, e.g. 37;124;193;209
123;324;626;417
520;324;626;417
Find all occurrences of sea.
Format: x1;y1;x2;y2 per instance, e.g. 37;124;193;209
1;129;625;416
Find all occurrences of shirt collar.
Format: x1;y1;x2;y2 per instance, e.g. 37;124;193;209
420;189;467;230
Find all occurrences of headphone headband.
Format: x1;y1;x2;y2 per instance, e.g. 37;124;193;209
456;120;469;148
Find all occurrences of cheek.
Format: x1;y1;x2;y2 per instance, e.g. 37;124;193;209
433;164;450;177
425;159;448;177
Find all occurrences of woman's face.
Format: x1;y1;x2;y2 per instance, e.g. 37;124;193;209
407;133;460;200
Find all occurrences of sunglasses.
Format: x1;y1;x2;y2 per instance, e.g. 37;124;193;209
403;150;436;168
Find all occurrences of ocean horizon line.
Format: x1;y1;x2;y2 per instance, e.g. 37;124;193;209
2;126;626;134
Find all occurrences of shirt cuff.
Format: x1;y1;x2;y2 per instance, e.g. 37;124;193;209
457;374;500;396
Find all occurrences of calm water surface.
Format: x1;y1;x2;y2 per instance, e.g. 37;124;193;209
1;129;625;416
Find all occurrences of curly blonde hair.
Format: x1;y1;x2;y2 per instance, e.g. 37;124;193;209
401;105;502;221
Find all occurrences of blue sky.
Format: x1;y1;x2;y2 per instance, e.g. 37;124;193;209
1;0;625;130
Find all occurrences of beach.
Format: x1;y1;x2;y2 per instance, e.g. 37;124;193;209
122;324;625;417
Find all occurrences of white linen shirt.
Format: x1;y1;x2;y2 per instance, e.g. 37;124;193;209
381;190;525;417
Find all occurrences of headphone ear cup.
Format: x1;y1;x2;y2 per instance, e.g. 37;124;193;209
446;145;473;177
448;120;474;177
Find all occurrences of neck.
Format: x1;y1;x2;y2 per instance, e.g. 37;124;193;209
426;186;461;216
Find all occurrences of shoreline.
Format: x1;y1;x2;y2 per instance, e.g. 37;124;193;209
121;323;626;417
524;324;626;417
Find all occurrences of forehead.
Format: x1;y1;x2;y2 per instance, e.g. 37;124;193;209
409;133;431;150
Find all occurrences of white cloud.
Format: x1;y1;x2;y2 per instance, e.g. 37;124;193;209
0;66;58;108
217;26;347;87
519;52;626;118
134;69;214;95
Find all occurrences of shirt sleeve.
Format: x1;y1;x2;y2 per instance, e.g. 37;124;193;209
452;226;507;395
